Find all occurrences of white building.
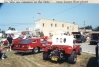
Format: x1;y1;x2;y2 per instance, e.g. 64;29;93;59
35;19;78;36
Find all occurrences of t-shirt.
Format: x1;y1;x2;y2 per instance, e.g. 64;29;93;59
73;38;76;40
0;46;3;52
7;37;13;44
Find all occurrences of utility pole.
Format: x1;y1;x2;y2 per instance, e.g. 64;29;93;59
6;22;7;31
84;21;86;33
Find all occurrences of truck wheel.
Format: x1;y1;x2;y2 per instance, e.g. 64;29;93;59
89;42;91;45
96;46;98;59
68;51;77;64
43;52;48;60
33;47;39;54
81;40;84;43
78;47;82;55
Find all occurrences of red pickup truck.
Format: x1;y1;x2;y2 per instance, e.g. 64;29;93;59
13;37;52;54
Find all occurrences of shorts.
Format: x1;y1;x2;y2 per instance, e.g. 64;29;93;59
8;43;12;47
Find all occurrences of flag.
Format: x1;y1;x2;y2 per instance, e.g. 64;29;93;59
37;13;41;16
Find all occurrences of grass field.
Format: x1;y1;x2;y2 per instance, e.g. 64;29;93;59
0;49;97;67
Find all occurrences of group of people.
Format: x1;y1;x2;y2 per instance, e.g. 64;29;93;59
0;35;13;60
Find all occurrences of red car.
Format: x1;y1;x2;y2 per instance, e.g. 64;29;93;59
43;35;82;64
13;37;51;54
3;35;32;47
3;36;26;50
4;38;24;45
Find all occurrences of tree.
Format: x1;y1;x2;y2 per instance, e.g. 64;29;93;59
8;27;15;30
8;27;12;30
0;29;1;33
11;28;15;30
79;25;93;29
1;30;5;34
93;26;99;31
40;31;44;37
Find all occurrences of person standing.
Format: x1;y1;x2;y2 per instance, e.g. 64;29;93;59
7;35;13;51
0;45;7;59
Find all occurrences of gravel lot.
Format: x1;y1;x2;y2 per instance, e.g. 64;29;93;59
80;42;96;54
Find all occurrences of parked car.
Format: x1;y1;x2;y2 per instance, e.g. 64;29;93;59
90;32;99;45
72;32;86;43
3;35;25;46
43;35;82;64
13;37;52;54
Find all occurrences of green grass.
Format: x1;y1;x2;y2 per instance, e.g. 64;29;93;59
0;50;97;67
0;37;2;40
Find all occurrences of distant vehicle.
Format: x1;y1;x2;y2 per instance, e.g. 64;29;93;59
72;32;86;43
13;37;52;54
2;34;7;38
43;35;82;64
90;32;99;45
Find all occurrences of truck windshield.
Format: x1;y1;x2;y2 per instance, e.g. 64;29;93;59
92;35;98;40
76;35;81;38
91;34;99;40
19;39;33;44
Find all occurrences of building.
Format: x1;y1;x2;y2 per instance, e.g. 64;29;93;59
35;19;78;36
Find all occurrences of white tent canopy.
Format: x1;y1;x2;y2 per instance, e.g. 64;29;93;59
5;30;18;34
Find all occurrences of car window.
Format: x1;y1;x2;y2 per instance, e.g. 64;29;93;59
32;39;38;43
81;35;84;38
19;39;33;44
76;35;81;38
19;36;24;39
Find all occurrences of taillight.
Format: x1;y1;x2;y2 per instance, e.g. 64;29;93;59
16;45;18;47
22;46;24;48
67;47;72;49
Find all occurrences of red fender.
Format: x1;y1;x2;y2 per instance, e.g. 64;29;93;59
65;46;73;54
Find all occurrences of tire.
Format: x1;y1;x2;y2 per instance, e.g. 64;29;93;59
90;42;91;45
84;39;86;42
68;51;77;64
81;40;83;43
97;60;99;67
78;47;82;55
96;46;98;59
43;52;48;60
32;47;39;54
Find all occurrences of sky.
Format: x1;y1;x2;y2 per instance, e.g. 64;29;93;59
0;3;99;31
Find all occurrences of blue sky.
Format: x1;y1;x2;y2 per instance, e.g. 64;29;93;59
0;3;99;31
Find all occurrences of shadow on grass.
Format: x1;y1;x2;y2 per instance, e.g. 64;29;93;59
14;52;42;56
86;57;97;67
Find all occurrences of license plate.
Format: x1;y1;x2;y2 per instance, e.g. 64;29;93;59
51;57;58;61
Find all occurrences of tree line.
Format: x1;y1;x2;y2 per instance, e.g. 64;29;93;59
79;25;99;31
0;27;16;34
0;26;99;35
